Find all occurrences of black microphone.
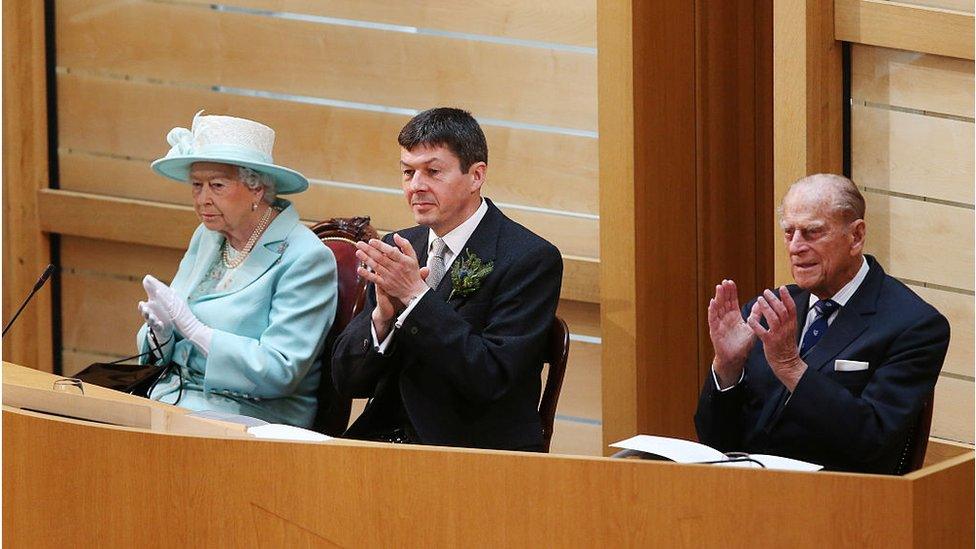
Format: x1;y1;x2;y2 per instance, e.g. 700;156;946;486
2;264;56;337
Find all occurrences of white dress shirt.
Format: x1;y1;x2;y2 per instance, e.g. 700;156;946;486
372;198;489;352
712;256;870;392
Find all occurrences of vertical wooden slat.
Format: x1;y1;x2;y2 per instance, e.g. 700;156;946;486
773;0;844;284
695;0;774;385
600;0;774;448
2;0;53;371
598;0;637;450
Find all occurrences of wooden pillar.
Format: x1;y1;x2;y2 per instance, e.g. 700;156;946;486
599;0;773;448
2;0;53;371
772;0;843;284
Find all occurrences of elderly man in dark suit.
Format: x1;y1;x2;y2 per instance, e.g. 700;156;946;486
331;107;562;451
695;174;950;474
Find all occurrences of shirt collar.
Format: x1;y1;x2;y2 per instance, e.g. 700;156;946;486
428;198;488;256
808;255;870;309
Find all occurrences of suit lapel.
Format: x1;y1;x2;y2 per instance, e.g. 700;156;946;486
437;201;501;307
760;257;883;433
407;228;429;271
804;257;881;372
194;202;298;301
176;229;221;299
793;289;811;346
803;308;868;372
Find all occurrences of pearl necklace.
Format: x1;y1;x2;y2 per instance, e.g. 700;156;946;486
222;206;278;269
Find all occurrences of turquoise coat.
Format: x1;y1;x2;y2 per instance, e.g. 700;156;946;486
137;201;337;427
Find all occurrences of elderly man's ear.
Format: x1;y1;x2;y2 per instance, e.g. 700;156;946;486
850;219;866;254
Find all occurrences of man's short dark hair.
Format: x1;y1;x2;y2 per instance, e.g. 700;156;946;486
398;107;488;172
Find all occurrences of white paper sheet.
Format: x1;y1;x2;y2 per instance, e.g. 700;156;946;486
717;454;823;472
610;435;727;463
247;424;332;442
610;435;823;471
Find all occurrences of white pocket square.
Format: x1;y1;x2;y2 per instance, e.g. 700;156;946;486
834;359;869;372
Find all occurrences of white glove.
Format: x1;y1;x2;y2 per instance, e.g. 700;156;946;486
138;299;174;343
143;275;213;356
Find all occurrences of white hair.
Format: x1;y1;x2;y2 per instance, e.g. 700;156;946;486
238;166;277;204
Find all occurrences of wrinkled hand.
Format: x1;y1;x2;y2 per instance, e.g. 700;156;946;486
357;234;430;338
747;286;805;391
143;275;213;355
138;299;174;342
707;279;757;388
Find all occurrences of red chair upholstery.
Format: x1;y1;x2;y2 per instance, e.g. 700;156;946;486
309;216;377;435
539;316;570;452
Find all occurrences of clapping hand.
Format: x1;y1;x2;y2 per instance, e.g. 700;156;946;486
356;234;430;340
142;275;213;355
138;298;174;342
707;280;757;388
747;287;806;391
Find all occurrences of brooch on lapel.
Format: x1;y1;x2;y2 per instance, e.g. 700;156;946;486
275;242;289;254
448;250;493;301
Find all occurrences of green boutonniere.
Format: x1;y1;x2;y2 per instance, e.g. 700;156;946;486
448;250;493;301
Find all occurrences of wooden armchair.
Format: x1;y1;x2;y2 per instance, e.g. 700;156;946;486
309;216;377;436
539;316;570;452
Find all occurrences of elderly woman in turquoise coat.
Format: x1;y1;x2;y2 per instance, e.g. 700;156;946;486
135;111;337;428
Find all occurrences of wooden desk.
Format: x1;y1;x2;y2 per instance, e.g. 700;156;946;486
3;363;973;547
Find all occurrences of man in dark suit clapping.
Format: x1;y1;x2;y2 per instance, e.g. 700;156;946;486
695;174;950;474
332;107;562;451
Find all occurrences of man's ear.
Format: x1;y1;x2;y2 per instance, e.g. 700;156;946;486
468;162;487;193
849;219;866;255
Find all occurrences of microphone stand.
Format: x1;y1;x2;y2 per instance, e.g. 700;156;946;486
2;264;56;337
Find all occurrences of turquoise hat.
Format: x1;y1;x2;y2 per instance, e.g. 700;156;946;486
150;111;309;194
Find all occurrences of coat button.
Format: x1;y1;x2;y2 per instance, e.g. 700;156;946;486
409;326;418;335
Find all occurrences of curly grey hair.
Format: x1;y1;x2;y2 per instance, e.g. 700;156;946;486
238;166;277;204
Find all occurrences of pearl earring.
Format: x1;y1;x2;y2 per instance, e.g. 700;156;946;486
252;202;258;211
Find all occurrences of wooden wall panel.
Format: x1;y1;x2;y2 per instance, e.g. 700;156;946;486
57;0;597;130
849;41;974;445
932;376;975;442
556;300;600;338
863;194;974;291
60;236;183;282
852;45;974;118
549;421;602;456
551;341;600;420
179;0;598;47
895;0;974;13
599;0;773;449
61;271;144;357
597;0;637;449
911;285;975;378
852;105;974;204
773;0;844;285
2;0;53;371
57;74;599;216
835;0;975;60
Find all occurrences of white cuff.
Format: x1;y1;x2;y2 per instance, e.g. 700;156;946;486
394;287;430;329
370;287;431;355
712;367;745;392
371;317;396;355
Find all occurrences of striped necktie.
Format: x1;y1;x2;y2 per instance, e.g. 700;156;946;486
426;238;448;290
799;299;840;356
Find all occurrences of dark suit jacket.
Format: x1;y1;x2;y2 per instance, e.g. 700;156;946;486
695;256;950;474
331;199;563;450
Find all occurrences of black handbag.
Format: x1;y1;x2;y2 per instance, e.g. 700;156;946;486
73;334;179;399
73;361;174;398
